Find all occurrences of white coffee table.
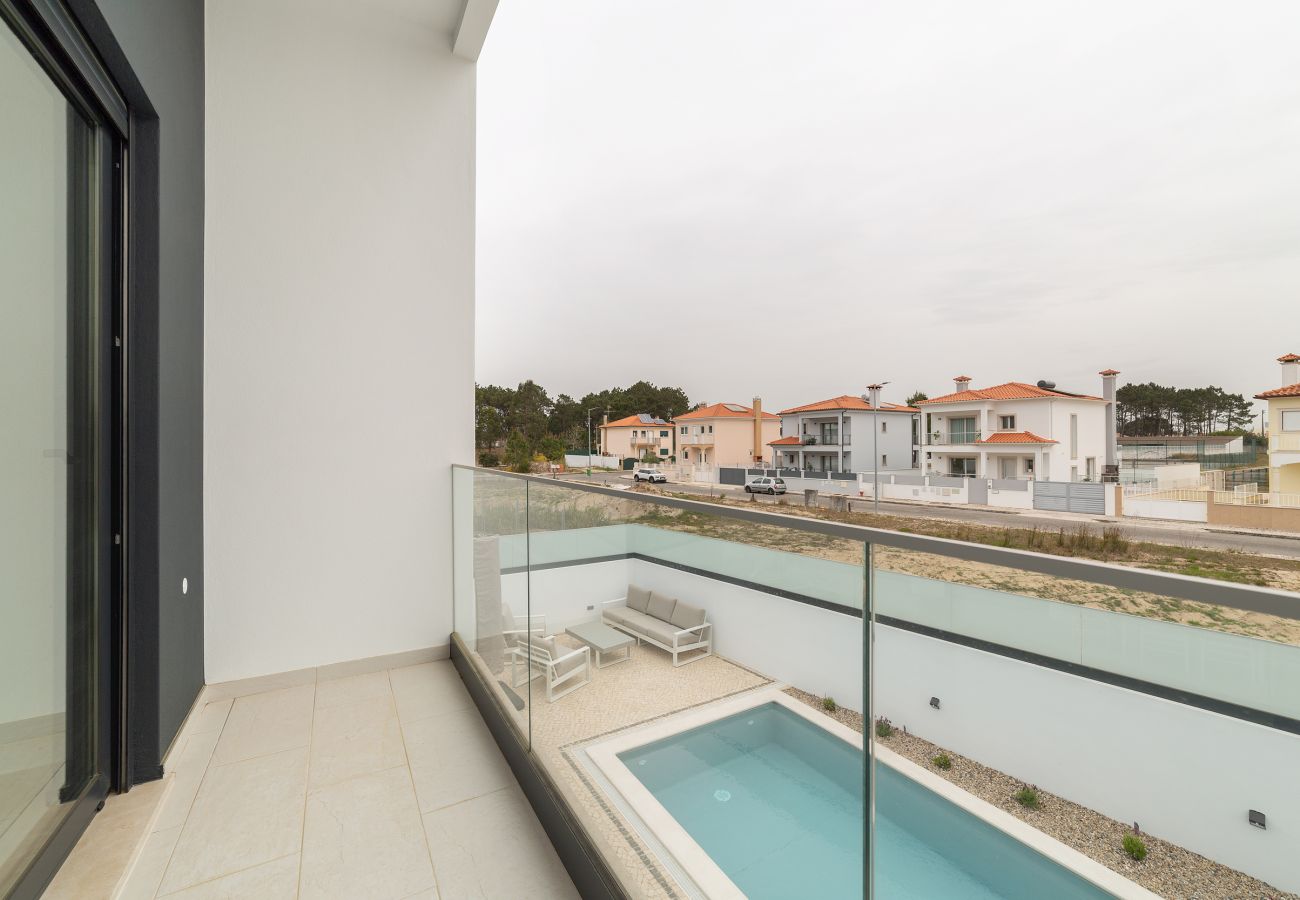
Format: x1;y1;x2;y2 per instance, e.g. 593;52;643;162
565;621;635;668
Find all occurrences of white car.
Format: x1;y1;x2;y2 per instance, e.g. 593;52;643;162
744;476;786;495
633;467;668;483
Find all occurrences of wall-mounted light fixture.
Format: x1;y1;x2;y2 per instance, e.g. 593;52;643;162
929;697;941;710
1249;810;1266;830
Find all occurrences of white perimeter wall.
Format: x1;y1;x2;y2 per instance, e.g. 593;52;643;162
876;626;1298;893
1124;497;1208;522
204;0;476;682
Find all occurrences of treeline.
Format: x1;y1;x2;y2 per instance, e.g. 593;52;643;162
476;380;692;469
1116;383;1254;436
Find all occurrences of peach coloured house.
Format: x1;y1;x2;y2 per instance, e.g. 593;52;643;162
599;414;675;461
673;400;780;467
1257;353;1300;493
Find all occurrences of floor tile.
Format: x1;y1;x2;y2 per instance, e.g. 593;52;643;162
314;670;391;710
299;766;434;900
389;662;472;723
186;697;234;737
403;706;512;813
422;786;576;900
158;853;299;899
212;683;314;765
117;825;182;900
155;730;221;832
43;777;171;900
309;698;406;789
158;747;308;894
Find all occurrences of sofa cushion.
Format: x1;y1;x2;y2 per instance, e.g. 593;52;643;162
636;616;683;646
603;607;635;627
627;584;651;614
618;610;661;633
647;592;677;623
670;601;706;631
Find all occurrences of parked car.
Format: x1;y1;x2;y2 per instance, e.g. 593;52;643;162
633;467;667;483
744;476;786;495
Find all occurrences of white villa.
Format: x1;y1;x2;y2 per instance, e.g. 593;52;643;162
918;372;1117;481
771;395;921;474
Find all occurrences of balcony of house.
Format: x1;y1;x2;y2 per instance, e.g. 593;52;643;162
1270;432;1300;468
678;432;715;446
448;467;1300;900
928;429;983;446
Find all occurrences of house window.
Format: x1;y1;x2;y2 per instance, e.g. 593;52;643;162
659;448;668;456
708;425;713;433
881;420;887;433
1282;409;1300;431
659;430;669;437
1070;414;1078;458
999;415;1016;430
1025;457;1034;474
1086;457;1096;480
951;416;978;442
683;450;689;460
680;426;687;434
951;458;976;476
881;454;888;466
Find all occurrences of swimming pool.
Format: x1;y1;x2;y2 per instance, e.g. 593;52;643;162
610;699;1123;899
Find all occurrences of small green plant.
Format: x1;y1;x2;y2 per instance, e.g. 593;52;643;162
1014;787;1040;809
477;450;500;467
874;717;893;739
1122;833;1147;861
822;696;838;712
932;753;952;770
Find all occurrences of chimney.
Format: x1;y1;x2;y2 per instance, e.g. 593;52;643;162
753;397;763;465
954;375;972;392
1280;353;1300;386
1100;369;1120;478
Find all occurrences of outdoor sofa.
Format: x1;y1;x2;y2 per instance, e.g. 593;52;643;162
601;585;713;667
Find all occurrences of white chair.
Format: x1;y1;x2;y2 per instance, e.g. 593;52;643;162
508;635;591;702
501;601;545;645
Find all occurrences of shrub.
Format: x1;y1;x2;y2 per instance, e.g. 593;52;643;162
537;435;566;462
1122;834;1147;861
1014;787;1040;809
477;450;500;467
932;753;952;770
874;718;893;739
822;696;837;712
504;431;532;473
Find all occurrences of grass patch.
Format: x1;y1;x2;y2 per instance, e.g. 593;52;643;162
1123;833;1148;861
1014;787;1041;809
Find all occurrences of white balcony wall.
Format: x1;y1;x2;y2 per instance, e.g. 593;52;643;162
204;0;476;682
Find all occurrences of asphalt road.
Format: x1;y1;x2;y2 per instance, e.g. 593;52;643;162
557;471;1300;559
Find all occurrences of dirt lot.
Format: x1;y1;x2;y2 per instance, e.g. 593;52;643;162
630;485;1300;646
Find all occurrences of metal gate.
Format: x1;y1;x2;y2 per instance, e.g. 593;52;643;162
1033;481;1106;514
968;478;988;505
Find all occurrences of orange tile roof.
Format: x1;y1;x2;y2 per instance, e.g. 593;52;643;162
768;436;803;445
599;414;670;429
1277;353;1300;363
976;431;1057;444
1256;383;1300;399
918;382;1102;404
674;402;778;421
778;395;920;415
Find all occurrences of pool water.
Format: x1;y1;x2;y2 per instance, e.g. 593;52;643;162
619;703;1112;899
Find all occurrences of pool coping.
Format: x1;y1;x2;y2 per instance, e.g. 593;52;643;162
587;686;1161;900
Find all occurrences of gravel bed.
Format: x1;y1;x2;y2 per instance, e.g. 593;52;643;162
785;688;1295;900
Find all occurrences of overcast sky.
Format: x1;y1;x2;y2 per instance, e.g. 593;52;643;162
476;1;1300;414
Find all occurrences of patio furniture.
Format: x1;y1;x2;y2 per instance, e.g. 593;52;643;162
565;621;635;668
600;584;713;667
501;601;545;644
508;635;590;702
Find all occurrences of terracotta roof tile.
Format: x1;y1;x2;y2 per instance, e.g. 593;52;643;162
768;436;803;445
976;431;1057;444
1256;383;1300;399
599;414;670;429
1277;353;1300;363
778;395;920;415
918;382;1103;404
674;402;778;421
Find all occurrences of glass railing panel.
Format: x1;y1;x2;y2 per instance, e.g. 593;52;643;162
506;474;870;899
451;467;530;739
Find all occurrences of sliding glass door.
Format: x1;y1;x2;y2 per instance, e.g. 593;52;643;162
0;6;120;894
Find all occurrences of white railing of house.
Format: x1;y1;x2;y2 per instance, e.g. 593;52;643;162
1271;433;1300;452
1123;469;1225;499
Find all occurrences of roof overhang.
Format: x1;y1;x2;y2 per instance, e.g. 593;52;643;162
453;0;498;61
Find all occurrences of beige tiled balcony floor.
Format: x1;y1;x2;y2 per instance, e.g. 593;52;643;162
113;660;577;899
